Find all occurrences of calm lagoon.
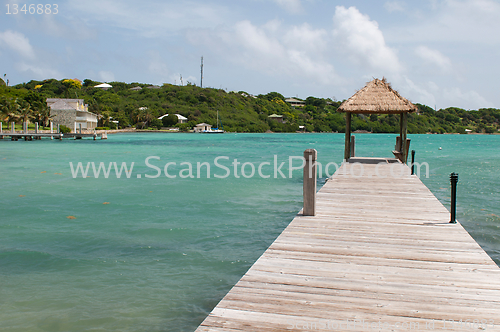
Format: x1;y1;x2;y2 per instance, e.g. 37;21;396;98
1;133;499;331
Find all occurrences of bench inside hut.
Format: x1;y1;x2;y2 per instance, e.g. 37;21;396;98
393;137;411;163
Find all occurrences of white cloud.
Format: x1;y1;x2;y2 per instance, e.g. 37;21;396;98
15;62;62;79
148;51;170;83
384;1;405;12
0;30;35;59
332;6;402;75
400;77;436;107
68;0;228;38
98;71;115;82
442;87;493;109
283;23;327;54
399;77;493;109
186;19;341;85
389;0;500;43
415;46;452;73
273;0;303;14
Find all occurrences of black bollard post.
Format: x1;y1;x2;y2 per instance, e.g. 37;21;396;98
411;150;415;175
450;172;459;223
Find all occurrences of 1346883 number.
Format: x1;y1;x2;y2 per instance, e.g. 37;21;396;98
5;4;58;14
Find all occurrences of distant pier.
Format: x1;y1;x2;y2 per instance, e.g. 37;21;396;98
196;159;500;331
0;132;104;140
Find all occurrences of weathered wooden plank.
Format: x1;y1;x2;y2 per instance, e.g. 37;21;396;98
195;161;500;331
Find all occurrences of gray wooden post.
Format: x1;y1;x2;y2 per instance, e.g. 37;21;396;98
11;122;15;133
402;113;408;163
303;149;317;216
35;122;39;134
344;113;351;161
79;123;82;134
23;122;26;133
50;122;53;133
0;122;2;133
350;135;355;158
57;124;60;133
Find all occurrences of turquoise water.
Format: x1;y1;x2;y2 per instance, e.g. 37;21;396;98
1;133;499;332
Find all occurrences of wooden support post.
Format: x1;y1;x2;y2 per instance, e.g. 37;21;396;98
35;122;39;134
411;150;416;175
50;122;53;139
402;112;408;163
399;113;404;140
79;123;82;134
11;122;15;133
303;149;317;216
344;113;351;161
350;135;355;158
57;124;60;133
0;122;2;133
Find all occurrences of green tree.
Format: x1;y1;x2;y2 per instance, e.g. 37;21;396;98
162;113;178;127
150;118;163;130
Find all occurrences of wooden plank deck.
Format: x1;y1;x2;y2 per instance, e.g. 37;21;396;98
196;160;500;331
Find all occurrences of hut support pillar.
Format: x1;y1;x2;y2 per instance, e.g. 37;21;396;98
399;113;404;141
401;112;408;164
344;113;351;161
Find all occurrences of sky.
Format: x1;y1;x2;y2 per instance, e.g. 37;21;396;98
1;0;499;110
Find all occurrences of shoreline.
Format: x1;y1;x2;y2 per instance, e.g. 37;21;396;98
98;128;499;135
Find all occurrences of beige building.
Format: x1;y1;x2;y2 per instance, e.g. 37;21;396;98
46;98;98;132
268;114;285;124
285;98;305;107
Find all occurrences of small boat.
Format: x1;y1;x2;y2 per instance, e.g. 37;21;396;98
202;111;224;133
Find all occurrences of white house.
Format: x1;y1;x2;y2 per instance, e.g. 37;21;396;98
194;123;211;132
94;83;112;90
158;114;188;124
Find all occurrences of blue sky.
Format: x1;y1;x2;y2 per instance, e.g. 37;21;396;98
1;0;499;109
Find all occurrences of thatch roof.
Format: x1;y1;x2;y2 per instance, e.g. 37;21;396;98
338;78;417;114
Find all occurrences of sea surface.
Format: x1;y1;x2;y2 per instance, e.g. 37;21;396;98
1;133;499;332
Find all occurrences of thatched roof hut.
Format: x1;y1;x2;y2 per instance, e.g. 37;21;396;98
338;78;416;163
338;78;417;114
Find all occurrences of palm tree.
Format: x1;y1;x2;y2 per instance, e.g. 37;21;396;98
0;96;19;123
0;96;10;122
15;100;35;126
139;108;155;128
32;101;52;127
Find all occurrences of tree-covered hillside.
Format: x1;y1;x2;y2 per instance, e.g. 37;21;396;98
1;78;499;134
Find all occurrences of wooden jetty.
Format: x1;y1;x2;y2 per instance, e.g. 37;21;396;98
0;132;104;140
196;159;500;331
1;121;106;140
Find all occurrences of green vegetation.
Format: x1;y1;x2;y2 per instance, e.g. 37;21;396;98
1;78;499;134
59;125;71;133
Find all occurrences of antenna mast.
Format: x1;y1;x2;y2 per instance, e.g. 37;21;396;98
200;56;204;88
